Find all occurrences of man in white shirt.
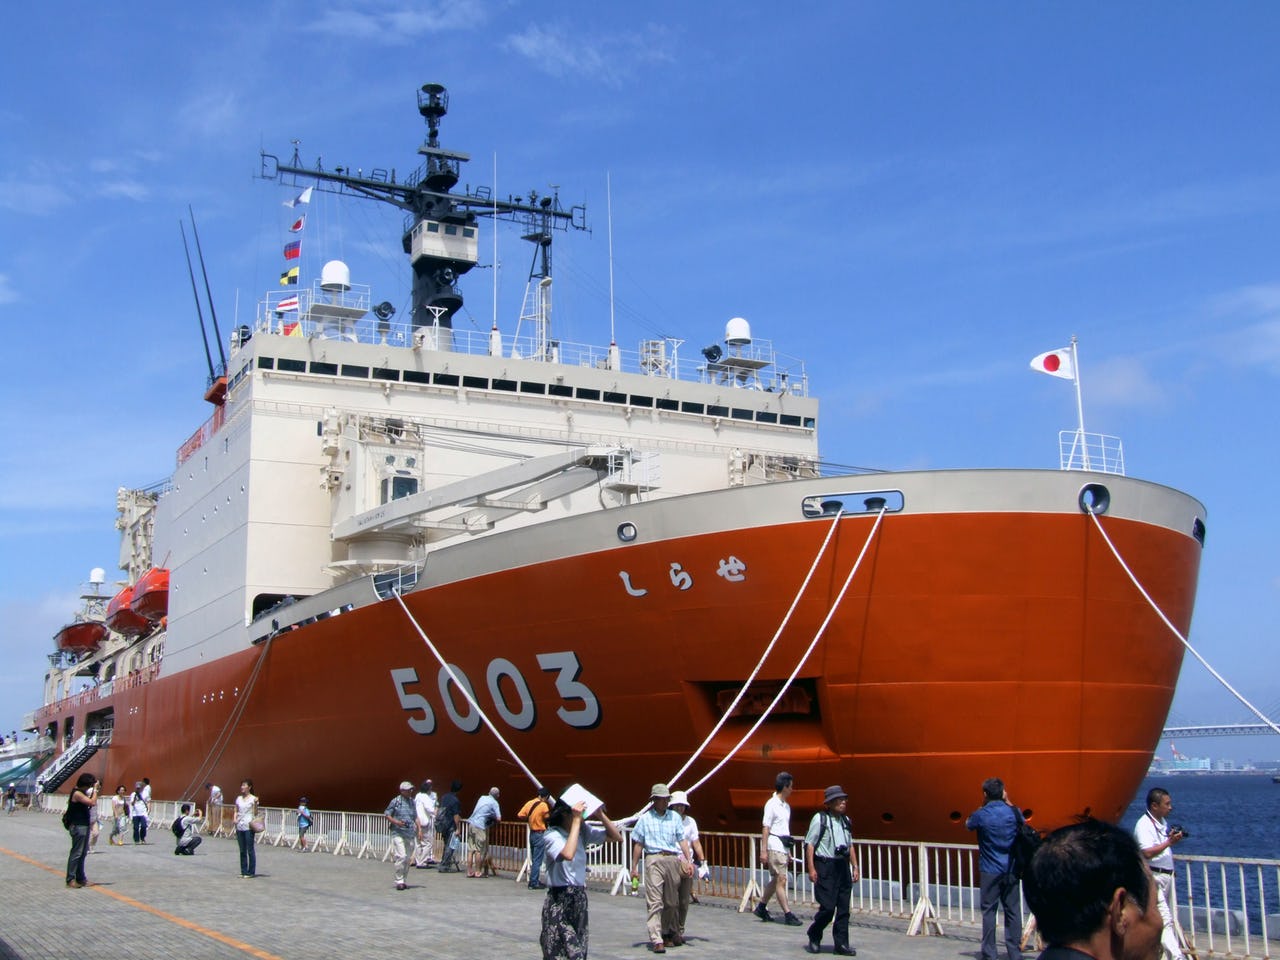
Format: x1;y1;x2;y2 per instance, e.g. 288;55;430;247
1133;787;1187;960
413;779;438;867
755;771;803;926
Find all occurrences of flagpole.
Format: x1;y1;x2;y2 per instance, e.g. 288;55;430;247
1071;335;1090;471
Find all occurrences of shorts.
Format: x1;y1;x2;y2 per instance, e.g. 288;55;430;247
468;826;488;855
766;849;790;877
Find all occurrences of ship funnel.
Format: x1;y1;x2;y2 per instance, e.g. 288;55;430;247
725;316;752;345
320;260;352;292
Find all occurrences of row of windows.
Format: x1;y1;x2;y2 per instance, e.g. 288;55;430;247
253;355;815;429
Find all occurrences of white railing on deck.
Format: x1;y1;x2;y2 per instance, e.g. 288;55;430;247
31;795;1280;959
1059;429;1125;475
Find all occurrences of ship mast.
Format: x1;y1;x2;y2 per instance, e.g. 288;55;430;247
259;83;587;340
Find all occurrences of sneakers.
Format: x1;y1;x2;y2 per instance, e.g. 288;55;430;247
834;948;857;956
783;912;804;926
753;902;774;922
804;943;821;955
395;881;407;890
650;943;666;954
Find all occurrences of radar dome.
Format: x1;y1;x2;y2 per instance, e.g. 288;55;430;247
89;568;106;586
725;316;752;345
320;260;351;292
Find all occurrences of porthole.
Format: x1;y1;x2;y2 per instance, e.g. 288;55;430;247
880;812;894;823
1078;483;1110;515
948;811;962;822
617;522;638;543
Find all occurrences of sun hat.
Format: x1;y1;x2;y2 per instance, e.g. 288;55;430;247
399;780;414;790
823;785;848;804
669;790;690;807
650;783;671;799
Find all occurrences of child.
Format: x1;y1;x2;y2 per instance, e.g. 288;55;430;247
297;797;313;850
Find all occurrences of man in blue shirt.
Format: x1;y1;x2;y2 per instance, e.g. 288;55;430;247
630;783;695;953
966;777;1023;960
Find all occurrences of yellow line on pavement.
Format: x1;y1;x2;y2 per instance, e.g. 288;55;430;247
0;845;283;960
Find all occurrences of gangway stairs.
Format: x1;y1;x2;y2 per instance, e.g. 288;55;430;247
36;731;111;793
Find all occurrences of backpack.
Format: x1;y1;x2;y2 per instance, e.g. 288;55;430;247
172;816;186;840
1010;818;1041;878
62;803;73;831
434;807;452;832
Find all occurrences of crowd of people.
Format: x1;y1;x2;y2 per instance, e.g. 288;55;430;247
49;766;1194;960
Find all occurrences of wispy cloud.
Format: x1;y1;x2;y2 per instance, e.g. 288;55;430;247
99;180;150;202
176;88;240;140
306;0;492;41
0;180;72;216
0;273;17;304
504;22;675;85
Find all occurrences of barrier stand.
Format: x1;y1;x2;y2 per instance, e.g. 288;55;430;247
906;842;945;937
737;835;764;913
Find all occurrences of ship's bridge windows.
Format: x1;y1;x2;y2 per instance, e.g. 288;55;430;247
707;404;729;418
603;391;626;404
681;401;705;415
779;414;802;427
381;475;419;503
493;378;517;392
258;356;275;369
310;361;338;376
463;375;488;388
403;370;430;384
278;358;306;373
576;387;600;401
656;398;679;411
341;364;369;379
521;381;546;394
756;411;778;424
426;222;440;233
373;367;400;382
433;372;460;387
549;383;573;398
731;407;753;421
630;394;653;408
801;490;904;519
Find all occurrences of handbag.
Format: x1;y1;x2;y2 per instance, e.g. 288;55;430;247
250;818;266;833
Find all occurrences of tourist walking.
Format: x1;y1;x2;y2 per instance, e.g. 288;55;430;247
629;783;695;953
804;785;860;955
669;790;708;942
385;780;420;890
65;773;98;887
5;782;17;815
520;786;553;889
297;797;313;850
756;771;803;925
466;786;502;877
108;785;129;844
234;779;260;877
413;779;438;866
130;779;150;843
966;777;1023;960
1134;787;1188;960
540;796;623;960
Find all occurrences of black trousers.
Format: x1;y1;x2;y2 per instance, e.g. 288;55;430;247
807;857;853;949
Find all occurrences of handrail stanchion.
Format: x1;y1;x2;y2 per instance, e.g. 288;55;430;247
907;841;944;936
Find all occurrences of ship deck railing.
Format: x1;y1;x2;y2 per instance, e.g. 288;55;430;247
32;795;1280;957
244;294;810;397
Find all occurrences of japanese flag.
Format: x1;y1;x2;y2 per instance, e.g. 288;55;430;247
1030;348;1074;380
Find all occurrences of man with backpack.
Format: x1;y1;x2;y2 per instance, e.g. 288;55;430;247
172;803;205;855
803;785;860;955
966;777;1024;960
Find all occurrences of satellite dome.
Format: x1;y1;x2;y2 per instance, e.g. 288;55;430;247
725;316;752;345
320;260;351;292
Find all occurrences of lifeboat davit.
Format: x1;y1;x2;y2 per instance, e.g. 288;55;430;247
55;621;107;653
130;567;170;621
105;585;152;637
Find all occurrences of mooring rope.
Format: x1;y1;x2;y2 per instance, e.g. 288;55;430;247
663;508;846;790
392;590;544;790
1089;510;1280;736
180;633;277;801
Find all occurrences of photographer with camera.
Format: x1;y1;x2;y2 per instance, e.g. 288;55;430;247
1134;787;1188;960
966;777;1024;960
802;785;860;955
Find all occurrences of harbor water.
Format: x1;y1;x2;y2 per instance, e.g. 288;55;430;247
1122;774;1280;859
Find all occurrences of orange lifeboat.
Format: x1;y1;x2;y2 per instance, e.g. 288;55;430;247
55;621;107;653
106;585;152;637
130;567;170;621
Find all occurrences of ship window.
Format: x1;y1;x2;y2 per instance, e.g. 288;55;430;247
756;411;778;424
656;398;679;411
780;414;802;427
603;391;626;404
341;364;369;379
444;224;458;235
630;394;653;408
731;407;754;421
278;358;306;373
403;370;430;384
251;593;309;620
681;401;705;415
801;490;904;518
708;404;729;417
381;476;419;503
426;222;440;233
548;383;573;397
463;227;475;238
520;381;546;394
803;417;816;429
434;372;460;387
493;378;517;392
463;375;488;389
310;361;338;375
373;367;400;381
257;356;275;369
576;387;600;401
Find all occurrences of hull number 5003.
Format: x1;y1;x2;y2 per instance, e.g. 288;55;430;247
389;651;600;735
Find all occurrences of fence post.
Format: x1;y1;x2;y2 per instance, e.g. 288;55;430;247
907;841;944;936
739;834;763;913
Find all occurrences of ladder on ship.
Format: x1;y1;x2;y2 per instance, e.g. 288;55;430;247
36;731;111;793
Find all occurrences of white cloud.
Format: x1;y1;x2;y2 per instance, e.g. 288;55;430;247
99;180;150;202
0;273;17;304
503;23;675;85
0;181;72;216
176;89;240;140
305;0;491;41
1087;355;1168;408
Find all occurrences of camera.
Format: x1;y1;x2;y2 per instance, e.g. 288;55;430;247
834;844;850;858
1170;824;1189;839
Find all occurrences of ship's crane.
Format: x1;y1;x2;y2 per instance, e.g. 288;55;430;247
259;83;587;334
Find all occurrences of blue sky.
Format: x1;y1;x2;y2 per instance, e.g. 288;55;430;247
2;2;1277;763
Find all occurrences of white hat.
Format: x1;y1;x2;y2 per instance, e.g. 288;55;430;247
669;790;690;807
399;781;414;790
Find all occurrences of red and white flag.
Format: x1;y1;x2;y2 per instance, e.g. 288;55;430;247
289;215;305;233
1030;347;1074;380
277;295;300;312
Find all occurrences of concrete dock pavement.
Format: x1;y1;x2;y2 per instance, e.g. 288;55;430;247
1;810;987;960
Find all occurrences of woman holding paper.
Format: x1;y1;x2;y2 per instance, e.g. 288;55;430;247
540;787;622;960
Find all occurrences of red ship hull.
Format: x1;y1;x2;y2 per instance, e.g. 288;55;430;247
37;506;1198;841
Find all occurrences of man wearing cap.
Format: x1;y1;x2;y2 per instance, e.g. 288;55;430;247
670;790;709;943
630;783;695;953
519;786;554;889
385;780;421;891
966;777;1024;960
803;785;860;956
